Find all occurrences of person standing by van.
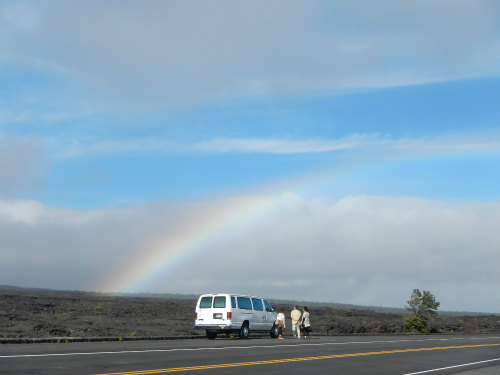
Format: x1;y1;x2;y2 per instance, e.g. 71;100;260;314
276;308;286;339
290;306;301;339
300;306;311;339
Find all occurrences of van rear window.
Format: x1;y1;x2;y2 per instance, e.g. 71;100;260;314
199;296;213;308
237;297;252;310
213;296;226;308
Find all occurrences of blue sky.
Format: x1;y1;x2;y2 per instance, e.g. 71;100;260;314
4;77;499;208
0;0;499;312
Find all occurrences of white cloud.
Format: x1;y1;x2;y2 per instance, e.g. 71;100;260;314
199;132;500;155
0;199;124;226
53;131;499;157
1;0;498;110
0;194;498;312
196;138;357;154
0;135;49;197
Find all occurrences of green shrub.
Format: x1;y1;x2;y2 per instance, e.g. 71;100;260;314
404;316;428;333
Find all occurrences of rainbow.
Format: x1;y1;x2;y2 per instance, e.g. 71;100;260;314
99;136;500;294
99;153;371;295
102;195;275;294
100;158;364;294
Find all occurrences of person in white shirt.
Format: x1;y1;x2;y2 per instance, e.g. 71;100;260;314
290;306;302;339
276;308;286;339
301;306;311;339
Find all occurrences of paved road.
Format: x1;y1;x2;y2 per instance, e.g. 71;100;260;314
1;335;499;375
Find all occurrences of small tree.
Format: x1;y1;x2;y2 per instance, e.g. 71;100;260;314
404;289;440;334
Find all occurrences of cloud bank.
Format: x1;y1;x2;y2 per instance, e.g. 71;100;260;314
1;0;498;109
1;194;498;312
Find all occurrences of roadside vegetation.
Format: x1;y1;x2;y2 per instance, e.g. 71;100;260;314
403;289;440;334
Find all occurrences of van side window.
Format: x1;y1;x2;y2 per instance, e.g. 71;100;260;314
231;296;236;308
264;300;273;312
237;297;252;310
252;298;263;311
213;296;226;308
199;296;213;308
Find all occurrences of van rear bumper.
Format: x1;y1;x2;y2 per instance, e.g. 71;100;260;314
195;323;235;331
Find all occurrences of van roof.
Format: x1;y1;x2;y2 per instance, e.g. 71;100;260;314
199;293;269;299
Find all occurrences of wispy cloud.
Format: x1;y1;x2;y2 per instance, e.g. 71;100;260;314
367;132;500;154
52;131;500;158
196;137;358;154
199;133;500;155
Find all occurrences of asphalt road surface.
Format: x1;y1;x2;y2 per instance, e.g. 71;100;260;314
1;335;499;375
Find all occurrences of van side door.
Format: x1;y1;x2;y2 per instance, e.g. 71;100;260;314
251;298;265;330
236;296;254;329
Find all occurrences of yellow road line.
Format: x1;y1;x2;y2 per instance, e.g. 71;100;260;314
94;343;500;375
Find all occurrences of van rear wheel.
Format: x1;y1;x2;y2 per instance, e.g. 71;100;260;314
239;324;249;339
206;331;217;340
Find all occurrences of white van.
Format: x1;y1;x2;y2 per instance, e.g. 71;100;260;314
194;293;279;339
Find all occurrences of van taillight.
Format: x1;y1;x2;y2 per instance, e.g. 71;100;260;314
195;313;198;319
227;312;232;319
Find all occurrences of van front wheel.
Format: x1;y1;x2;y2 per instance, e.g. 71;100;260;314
270;324;279;338
239;324;249;339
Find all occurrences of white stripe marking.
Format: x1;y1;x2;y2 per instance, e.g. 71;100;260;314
1;336;499;359
402;358;500;375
